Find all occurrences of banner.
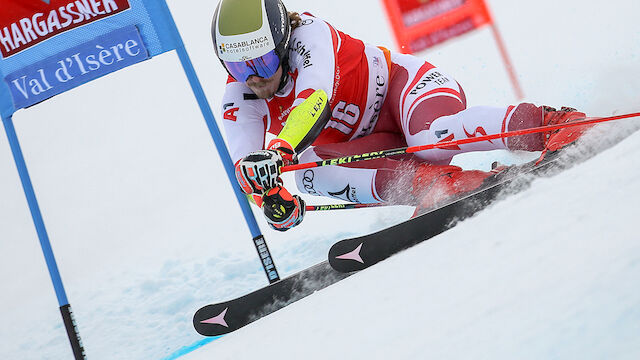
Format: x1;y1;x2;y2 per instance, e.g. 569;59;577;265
5;25;149;109
1;2;273;358
0;0;180;117
0;2;187;358
382;0;493;53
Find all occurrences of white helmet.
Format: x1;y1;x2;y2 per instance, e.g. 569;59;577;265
212;0;291;82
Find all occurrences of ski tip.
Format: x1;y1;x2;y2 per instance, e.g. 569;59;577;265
328;240;368;273
193;304;234;337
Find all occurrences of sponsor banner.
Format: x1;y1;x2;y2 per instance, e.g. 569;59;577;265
4;25;148;109
0;0;131;59
409;17;476;51
382;0;492;53
0;0;180;117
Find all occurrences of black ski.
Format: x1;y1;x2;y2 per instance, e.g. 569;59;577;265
194;122;638;337
193;261;350;336
192;154;560;337
328;125;638;273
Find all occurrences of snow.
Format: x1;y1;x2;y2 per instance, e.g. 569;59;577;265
186;124;640;360
0;0;639;359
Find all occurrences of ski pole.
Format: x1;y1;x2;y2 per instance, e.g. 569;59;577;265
305;203;387;211
281;112;640;173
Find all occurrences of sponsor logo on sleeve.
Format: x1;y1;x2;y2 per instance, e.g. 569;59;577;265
290;39;312;68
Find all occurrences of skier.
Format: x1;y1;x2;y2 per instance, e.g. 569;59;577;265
213;0;591;231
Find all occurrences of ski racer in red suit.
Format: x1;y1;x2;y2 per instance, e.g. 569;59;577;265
213;0;591;231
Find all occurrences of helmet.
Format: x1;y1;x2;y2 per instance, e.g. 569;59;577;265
212;0;291;82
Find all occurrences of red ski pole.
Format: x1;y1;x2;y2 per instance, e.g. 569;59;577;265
282;112;640;173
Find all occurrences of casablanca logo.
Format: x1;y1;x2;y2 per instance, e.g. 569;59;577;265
218;36;270;55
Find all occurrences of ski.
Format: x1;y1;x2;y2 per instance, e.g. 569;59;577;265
193;261;350;336
193;121;638;337
192;154;562;338
328;124;639;273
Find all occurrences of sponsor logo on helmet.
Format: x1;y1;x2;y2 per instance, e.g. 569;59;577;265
277;1;286;34
218;36;271;55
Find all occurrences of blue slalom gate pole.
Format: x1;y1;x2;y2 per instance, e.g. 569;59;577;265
158;1;280;284
2;115;86;359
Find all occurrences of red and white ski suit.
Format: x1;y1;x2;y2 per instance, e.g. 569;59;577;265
222;13;545;204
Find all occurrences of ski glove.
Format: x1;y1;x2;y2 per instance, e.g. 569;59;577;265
262;186;306;231
235;150;283;194
234;139;297;195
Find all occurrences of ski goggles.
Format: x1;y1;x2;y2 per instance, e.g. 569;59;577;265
224;49;281;82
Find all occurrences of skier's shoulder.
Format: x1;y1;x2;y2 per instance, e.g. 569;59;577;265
293;12;327;32
289;12;338;46
290;12;366;56
223;77;263;103
288;12;345;72
221;77;269;120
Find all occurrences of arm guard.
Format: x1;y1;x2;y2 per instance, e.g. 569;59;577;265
276;89;331;153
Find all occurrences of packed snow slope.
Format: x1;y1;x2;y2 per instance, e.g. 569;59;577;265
0;0;638;359
184;124;640;360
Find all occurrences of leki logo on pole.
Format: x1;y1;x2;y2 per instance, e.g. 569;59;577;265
0;0;132;58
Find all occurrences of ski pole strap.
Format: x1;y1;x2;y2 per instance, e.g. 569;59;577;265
305;203;386;211
282;112;640;173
